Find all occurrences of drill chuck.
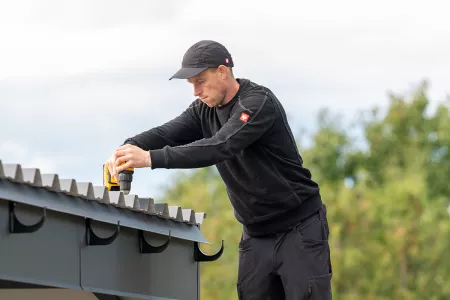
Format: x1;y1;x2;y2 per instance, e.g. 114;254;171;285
119;169;134;195
103;163;134;195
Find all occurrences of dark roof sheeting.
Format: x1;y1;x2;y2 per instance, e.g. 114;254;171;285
0;159;209;243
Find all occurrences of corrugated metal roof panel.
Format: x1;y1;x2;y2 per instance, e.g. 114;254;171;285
0;159;207;226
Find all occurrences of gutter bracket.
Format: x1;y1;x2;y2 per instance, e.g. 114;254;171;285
194;240;224;262
85;218;120;246
9;201;46;234
138;230;171;253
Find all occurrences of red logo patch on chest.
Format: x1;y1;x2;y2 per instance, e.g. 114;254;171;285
240;112;250;123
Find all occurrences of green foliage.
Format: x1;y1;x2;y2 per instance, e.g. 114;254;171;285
159;80;450;299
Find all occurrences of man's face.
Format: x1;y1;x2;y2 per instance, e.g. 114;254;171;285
187;68;227;107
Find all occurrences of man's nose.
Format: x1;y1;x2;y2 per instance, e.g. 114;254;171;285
193;85;202;97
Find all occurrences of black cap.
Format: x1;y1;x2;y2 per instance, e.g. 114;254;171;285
170;40;234;80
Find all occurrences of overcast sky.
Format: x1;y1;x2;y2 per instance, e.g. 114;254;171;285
1;0;449;201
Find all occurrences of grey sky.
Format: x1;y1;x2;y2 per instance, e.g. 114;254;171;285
1;0;449;200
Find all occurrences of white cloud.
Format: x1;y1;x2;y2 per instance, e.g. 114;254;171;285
0;0;188;79
0;0;449;199
0;0;184;28
2;0;448;117
0;140;83;174
2;0;449;86
0;23;178;79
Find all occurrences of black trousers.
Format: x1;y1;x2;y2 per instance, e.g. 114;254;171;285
237;204;333;299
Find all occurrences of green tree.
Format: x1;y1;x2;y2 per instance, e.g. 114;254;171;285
317;81;450;299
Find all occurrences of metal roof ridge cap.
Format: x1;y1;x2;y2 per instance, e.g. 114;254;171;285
124;194;140;210
93;185;110;203
22;167;43;187
144;197;156;214
195;212;207;224
182;208;196;224
3;163;24;182
155;203;169;218
75;182;95;199
59;178;78;195
108;190;126;207
168;206;184;221
41;173;61;191
0;158;207;226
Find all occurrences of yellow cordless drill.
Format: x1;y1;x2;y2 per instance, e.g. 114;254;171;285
103;163;134;195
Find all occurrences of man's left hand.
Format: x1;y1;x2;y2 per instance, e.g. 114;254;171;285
114;144;151;172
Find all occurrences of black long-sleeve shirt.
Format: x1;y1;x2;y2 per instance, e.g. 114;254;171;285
124;78;322;236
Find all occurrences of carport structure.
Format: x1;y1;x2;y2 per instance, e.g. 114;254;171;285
0;159;223;300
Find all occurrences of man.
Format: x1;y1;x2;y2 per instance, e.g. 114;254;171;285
106;40;332;299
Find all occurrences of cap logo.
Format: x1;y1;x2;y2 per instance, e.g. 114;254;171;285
225;58;229;64
240;112;250;123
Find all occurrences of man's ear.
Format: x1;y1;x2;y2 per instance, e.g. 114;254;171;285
217;65;228;80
